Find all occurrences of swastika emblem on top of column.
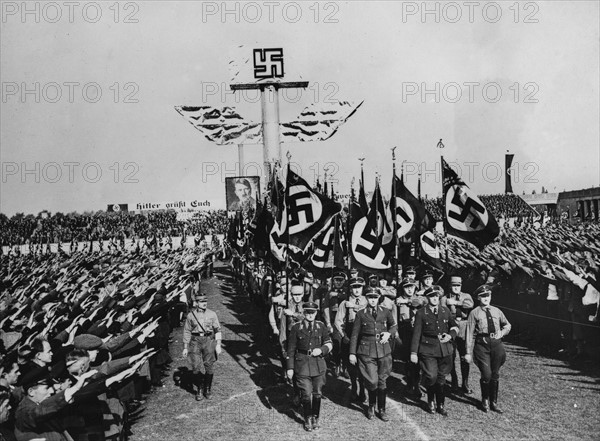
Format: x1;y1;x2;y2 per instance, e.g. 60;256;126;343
253;48;284;79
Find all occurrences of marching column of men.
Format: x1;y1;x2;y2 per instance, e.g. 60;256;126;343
232;254;513;429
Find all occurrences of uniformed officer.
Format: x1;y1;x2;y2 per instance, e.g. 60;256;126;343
378;278;399;354
416;271;434;297
334;277;368;402
410;286;458;416
395;277;427;397
286;302;333;432
182;293;222;400
465;285;512;413
442;276;475;394
349;287;397;421
323;271;347;377
280;282;306;405
405;266;417;281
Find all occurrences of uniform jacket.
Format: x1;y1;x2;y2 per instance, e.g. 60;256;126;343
441;292;474;339
411;305;458;357
397;294;427;323
349;306;397;358
334;295;367;338
286;320;332;376
182;308;221;346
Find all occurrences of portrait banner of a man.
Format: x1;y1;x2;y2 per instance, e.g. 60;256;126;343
226;176;260;212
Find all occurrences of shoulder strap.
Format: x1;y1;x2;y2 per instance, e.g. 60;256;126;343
190;310;207;333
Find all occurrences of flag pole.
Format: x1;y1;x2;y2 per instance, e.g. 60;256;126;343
285;152;291;309
391;146;398;283
437;138;449;264
348;176;355;271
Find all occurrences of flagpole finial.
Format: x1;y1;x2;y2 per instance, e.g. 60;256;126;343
286;151;292;161
391;146;396;161
437;139;445;149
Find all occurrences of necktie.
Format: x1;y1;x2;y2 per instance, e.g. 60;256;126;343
372;307;377;320
485;308;496;334
432;307;437;315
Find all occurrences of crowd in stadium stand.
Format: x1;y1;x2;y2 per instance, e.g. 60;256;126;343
0;210;230;251
0;241;217;440
423;193;537;222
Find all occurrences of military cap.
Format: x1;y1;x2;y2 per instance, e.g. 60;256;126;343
405;266;417;276
73;334;104;350
302;301;319;312
474;285;492;297
401;277;418;288
424;286;443;297
20;369;56;392
349;269;359;278
194;294;207;301
421;271;433;280
333;271;347;282
349;277;365;287
450;276;462;286
364;287;381;298
368;274;378;281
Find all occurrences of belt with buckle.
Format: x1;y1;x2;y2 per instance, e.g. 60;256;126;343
192;332;213;337
296;349;312;355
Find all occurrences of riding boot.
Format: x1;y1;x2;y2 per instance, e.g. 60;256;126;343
480;379;490;412
450;365;459;391
203;373;213;399
312;396;322;430
490;380;503;413
194;373;203;401
426;386;436;414
302;400;313;432
367;390;377;419
377;389;389;422
435;383;448;416
358;377;366;402
460;360;473;394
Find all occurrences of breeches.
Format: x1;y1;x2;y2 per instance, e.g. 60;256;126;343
188;336;216;375
473;338;506;383
357;354;392;391
419;354;453;387
296;374;326;401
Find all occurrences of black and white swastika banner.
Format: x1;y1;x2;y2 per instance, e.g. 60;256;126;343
272;168;341;254
387;175;435;242
442;158;499;250
350;203;391;272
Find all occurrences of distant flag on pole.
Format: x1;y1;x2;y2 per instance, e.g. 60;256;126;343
505;153;514;194
442;158;499;250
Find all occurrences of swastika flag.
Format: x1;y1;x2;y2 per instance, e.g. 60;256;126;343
350;202;391;273
386;175;435;242
274;167;342;254
442;158;499;250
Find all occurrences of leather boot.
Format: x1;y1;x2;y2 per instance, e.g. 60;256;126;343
490;380;503;413
350;379;359;402
377;389;389;422
203;373;213;399
480;380;490;412
450;366;459;391
194;373;203;401
302;400;313;432
435;383;448;416
460;361;473;394
312;396;321;430
358;377;366;403
367;390;376;419
426;386;436;414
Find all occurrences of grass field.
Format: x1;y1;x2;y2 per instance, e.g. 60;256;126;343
130;262;600;441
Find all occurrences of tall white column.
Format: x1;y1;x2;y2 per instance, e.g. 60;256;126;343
261;85;281;190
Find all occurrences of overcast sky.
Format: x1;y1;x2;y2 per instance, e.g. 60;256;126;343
1;1;598;215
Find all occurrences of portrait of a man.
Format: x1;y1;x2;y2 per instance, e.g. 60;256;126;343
226;176;259;212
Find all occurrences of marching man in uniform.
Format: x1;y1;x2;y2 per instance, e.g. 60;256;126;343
323;271;347;377
442;276;475;394
465;285;512;413
334;276;368;402
182;293;222;400
411;286;458;416
349;287;397;422
286;302;333;432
